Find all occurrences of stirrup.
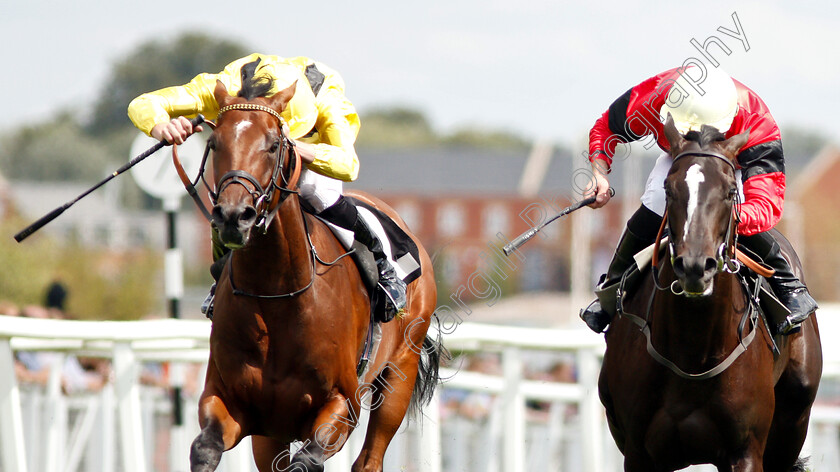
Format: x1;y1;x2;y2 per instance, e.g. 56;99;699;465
773;287;818;336
201;283;216;319
580;299;612;333
377;268;406;322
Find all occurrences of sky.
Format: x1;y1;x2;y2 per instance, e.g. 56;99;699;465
2;1;840;149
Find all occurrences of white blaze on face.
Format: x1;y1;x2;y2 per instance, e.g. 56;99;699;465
234;120;252;139
684;164;705;240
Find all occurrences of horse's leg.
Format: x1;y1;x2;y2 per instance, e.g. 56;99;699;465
764;321;822;472
622;448;662;472
252;436;290;472
352;346;421;472
190;364;247;472
190;395;245;471
290;393;359;472
717;438;766;472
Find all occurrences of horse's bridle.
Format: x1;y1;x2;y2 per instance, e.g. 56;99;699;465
171;104;302;233
619;149;760;380
653;150;742;295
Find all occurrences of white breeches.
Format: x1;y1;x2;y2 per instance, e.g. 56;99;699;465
298;168;343;213
640;152;745;216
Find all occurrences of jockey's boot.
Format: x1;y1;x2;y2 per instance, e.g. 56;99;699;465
320;197;407;322
739;231;818;335
580;205;661;333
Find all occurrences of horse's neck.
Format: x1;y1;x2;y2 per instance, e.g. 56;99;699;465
230;197;312;292
653;269;744;364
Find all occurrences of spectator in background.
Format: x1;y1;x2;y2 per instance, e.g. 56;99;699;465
15;305;107;393
44;278;68;315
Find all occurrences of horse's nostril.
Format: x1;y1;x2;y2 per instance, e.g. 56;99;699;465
673;257;685;277
705;257;718;273
211;204;257;228
211;205;225;225
239;206;257;224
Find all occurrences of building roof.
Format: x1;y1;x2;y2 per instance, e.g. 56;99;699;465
349;145;576;195
349;144;658;199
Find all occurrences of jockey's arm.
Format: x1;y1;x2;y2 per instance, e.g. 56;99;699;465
587;71;682;209
297;85;361;182
128;72;222;143
735;140;786;235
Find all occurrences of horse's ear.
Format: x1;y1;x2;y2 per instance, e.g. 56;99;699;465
267;80;297;112
722;128;750;157
663;113;688;155
214;80;231;108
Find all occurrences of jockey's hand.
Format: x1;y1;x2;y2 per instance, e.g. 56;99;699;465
586;162;612;209
282;122;316;165
150;116;203;145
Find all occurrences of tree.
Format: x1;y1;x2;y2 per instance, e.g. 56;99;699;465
779;126;830;176
441;127;529;150
87;32;249;135
356;106;436;148
356;106;530;150
0;112;113;181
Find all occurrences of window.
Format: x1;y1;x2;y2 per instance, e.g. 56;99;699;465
482;203;509;237
437;203;465;238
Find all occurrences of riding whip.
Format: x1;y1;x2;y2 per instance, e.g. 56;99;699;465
14;115;205;242
503;187;615;256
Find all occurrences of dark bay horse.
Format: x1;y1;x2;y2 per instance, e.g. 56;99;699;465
188;78;443;472
599;116;822;471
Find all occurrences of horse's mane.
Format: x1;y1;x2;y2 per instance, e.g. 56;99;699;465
238;58;275;100
683;125;726;147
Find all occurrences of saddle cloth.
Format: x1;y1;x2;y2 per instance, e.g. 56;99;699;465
320;197;422;284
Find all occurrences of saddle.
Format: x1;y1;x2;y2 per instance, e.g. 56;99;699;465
313;197;422;377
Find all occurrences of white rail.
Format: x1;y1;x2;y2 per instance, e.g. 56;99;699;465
1;308;839;472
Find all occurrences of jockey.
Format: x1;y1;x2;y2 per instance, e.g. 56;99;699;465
580;65;817;335
127;53;406;321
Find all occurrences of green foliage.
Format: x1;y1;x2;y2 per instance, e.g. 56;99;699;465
87;32;250;135
356;106;435;148
0;217;160;320
440;127;530;150
780;125;830;175
0;113;114;181
357;106;530;151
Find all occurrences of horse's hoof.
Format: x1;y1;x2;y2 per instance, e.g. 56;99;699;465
290;450;325;472
189;425;224;472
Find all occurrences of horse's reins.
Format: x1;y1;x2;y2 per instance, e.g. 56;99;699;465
619;149;767;380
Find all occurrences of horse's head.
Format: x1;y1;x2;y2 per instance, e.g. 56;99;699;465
208;79;300;250
661;114;749;296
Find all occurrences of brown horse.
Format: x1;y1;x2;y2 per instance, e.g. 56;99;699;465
598;116;822;471
187;78;443;472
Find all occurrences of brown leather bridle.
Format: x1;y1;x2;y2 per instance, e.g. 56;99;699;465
171;105;302;233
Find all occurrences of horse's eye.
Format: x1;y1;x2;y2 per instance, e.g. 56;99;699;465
726;188;737;200
268;141;280;154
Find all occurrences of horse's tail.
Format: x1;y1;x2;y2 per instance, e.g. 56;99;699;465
790;457;809;472
408;314;450;418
